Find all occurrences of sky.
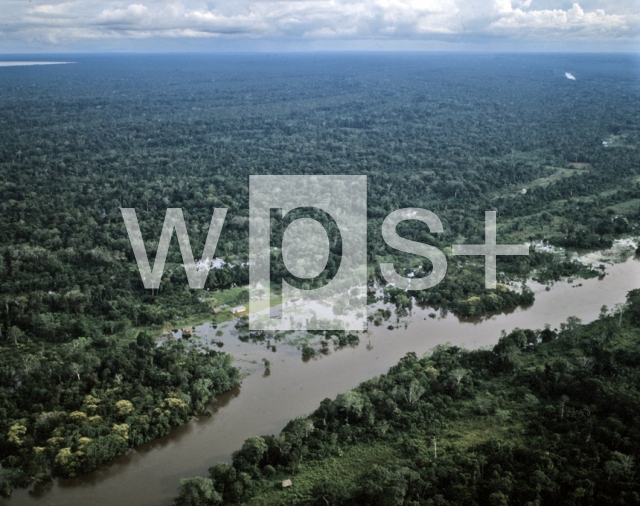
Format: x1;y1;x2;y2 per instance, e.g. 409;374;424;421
0;0;638;53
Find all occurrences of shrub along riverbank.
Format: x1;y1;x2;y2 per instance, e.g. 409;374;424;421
0;333;239;494
175;290;640;506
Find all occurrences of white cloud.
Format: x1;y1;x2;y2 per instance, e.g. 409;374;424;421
96;4;150;25
2;0;638;50
30;3;75;15
487;2;633;38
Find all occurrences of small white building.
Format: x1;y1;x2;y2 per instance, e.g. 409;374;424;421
230;306;246;314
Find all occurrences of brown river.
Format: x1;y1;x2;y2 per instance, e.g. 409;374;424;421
9;248;640;506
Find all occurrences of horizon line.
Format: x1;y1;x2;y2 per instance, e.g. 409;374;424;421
0;48;639;56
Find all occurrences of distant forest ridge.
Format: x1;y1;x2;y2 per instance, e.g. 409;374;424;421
0;53;638;342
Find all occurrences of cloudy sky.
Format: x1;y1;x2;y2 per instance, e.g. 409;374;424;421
1;0;638;52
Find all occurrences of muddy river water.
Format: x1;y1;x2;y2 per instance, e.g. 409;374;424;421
10;249;640;506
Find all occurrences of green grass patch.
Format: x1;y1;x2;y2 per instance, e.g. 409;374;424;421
607;199;640;216
245;442;398;505
577;268;601;279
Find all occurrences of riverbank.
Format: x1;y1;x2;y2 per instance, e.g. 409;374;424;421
8;249;639;506
177;293;640;505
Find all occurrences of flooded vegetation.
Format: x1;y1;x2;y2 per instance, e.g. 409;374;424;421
1;53;639;505
9;250;640;506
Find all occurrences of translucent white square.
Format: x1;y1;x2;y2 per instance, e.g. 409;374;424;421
249;175;367;331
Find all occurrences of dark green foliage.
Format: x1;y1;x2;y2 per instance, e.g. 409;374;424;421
354;465;420;506
1;54;637;355
176;477;222;506
301;344;316;358
175;289;640;505
232;436;268;473
413;279;535;318
310;481;349;506
0;481;10;498
626;288;640;325
0;52;639;500
0;336;239;489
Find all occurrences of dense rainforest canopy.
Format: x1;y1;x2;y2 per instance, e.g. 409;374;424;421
0;332;239;491
0;53;639;494
174;290;640;506
0;53;638;345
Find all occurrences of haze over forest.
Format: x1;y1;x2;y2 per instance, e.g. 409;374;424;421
0;1;639;506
